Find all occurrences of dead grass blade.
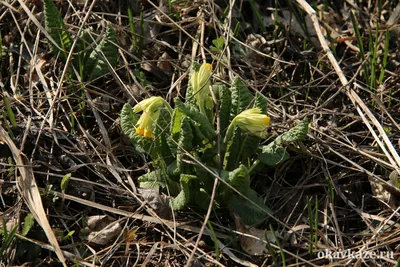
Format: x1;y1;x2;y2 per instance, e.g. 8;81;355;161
50;189;229;239
0;124;67;266
295;0;400;175
16;233;99;267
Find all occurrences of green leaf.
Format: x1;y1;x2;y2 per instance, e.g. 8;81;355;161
120;104;152;153
275;118;309;145
170;116;194;176
133;69;152;88
22;214;35;236
254;91;267;113
60;173;71;192
179;116;194;151
153;108;174;165
238;135;261;165
258;119;308;166
189;118;208;145
174;98;215;142
220;164;250;199
62;230;75;240
259;143;290;166
226;164;250;193
224;125;260;171
214;84;231;136
138;170;166;189
226;92;267;167
227;189;271;225
120;104;139;140
170;174;195;210
210;36;225;53
230;77;253;117
85;26;118;80
171;108;185;135
43;0;72;58
224;126;241;171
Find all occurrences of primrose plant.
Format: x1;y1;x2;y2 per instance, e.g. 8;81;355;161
121;63;308;225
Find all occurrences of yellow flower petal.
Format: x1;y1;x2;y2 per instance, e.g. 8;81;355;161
144;129;154;139
134;97;171;139
227;108;270;139
136;127;144;135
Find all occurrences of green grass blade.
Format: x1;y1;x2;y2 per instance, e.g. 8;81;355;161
248;0;266;33
350;11;370;89
0;221;18;258
3;96;17;128
378;30;390;85
127;8;137;51
207;221;220;261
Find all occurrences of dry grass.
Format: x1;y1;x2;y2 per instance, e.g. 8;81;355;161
1;0;400;266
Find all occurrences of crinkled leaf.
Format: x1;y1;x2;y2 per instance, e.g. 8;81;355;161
224;126;260;171
275;118;309;145
227;92;267;167
226;164;250;193
239;134;261;165
259;143;290;167
171;108;184;135
190;118;208;143
120;104;139;140
254;91;267;113
227;189;271;225
224;126;241;171
138;170;166;189
220;165;250;199
153;108;174;165
86;26;118;80
224;78;261;169
230;76;253;117
170;174;195;210
43;0;72;58
174;98;215;142
201;142;218;163
177;115;193;154
170;116;193;176
22;214;35;236
214;84;231;136
258;119;308;166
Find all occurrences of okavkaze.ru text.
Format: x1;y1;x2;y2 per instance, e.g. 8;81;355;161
317;249;394;259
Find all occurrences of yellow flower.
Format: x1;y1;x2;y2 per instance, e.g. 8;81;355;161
133;97;172;139
135;109;158;139
190;63;213;114
133;96;164;113
225;108;270;142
